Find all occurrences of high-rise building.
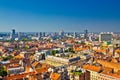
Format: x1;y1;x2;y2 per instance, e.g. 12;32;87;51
39;32;42;38
73;32;77;38
18;32;22;39
84;29;88;39
11;29;16;40
42;32;46;37
12;29;15;35
99;32;113;42
59;30;64;37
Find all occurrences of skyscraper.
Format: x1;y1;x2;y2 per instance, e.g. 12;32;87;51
84;29;88;40
12;29;15;35
42;32;46;37
11;29;16;40
73;32;77;38
59;30;64;37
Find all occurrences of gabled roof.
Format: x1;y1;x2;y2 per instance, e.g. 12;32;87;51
14;54;23;59
51;73;61;80
83;64;101;72
97;60;120;72
32;61;41;68
4;71;36;80
36;66;49;73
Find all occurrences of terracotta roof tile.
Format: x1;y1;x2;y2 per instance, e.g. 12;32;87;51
32;61;41;67
83;64;101;72
36;66;49;73
97;60;120;72
14;54;23;59
51;73;61;80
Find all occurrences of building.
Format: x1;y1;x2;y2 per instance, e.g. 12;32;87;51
59;30;64;37
50;73;61;80
99;32;113;42
46;54;80;67
67;65;90;80
34;52;44;61
84;29;88;40
31;61;42;69
79;70;90;80
38;32;42;39
8;67;24;74
12;29;15;35
11;29;16;40
73;32;77;38
97;60;120;72
83;64;101;80
39;32;42;38
42;32;46;37
83;64;120;80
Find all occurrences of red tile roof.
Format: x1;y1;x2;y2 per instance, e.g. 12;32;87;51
83;64;101;72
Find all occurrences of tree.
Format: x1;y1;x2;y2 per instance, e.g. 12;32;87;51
56;50;59;53
50;50;56;56
64;50;68;52
0;67;7;77
2;55;13;61
30;52;34;55
24;45;29;51
71;51;75;53
21;38;31;42
68;48;73;52
7;55;13;60
2;57;8;61
14;44;19;50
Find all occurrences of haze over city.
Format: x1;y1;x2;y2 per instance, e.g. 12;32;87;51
0;0;120;32
1;0;120;80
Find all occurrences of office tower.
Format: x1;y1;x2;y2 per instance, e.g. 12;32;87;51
11;29;16;40
39;32;42;37
99;32;113;42
42;32;45;37
12;29;15;35
35;33;38;37
73;32;77;38
59;30;64;37
18;32;22;39
84;29;88;39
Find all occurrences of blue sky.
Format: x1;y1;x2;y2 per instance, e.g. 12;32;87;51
0;0;120;32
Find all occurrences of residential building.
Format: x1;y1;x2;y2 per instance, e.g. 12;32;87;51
46;54;80;67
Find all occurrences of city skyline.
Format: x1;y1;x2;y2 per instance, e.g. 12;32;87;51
0;0;120;32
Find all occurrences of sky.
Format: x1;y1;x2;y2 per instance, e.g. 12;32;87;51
0;0;120;32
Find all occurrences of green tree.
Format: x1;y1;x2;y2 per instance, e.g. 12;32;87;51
50;50;56;56
71;51;75;53
0;67;7;77
68;48;73;52
2;57;8;61
30;52;35;55
64;50;68;52
56;50;59;53
14;44;18;50
7;55;13;60
2;55;13;61
24;45;29;51
21;38;31;42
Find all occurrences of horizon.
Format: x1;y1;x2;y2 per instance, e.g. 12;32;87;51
0;0;120;32
0;31;120;33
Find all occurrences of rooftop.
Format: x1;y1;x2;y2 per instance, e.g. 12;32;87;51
97;60;120;72
83;64;101;72
50;73;61;80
